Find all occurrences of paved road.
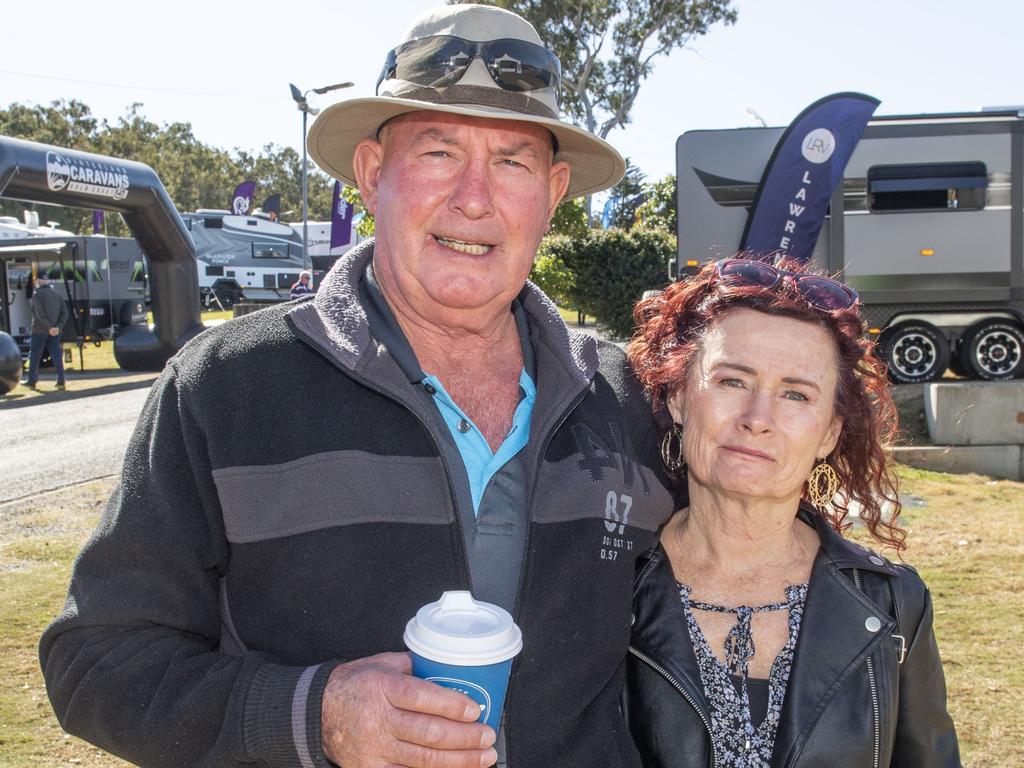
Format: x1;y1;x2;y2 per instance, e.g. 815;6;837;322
0;385;153;504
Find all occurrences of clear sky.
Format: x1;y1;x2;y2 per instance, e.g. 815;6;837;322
2;0;1021;186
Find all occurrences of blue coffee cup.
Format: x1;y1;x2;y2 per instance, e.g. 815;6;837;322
404;591;523;731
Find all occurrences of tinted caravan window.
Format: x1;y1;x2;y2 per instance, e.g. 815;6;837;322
868;162;987;212
253;242;286;259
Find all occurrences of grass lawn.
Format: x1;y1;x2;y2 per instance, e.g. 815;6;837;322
1;467;1020;765
863;468;1024;763
556;306;598;328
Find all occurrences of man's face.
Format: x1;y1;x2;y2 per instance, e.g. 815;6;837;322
354;111;570;326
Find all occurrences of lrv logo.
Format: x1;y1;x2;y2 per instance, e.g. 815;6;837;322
46;151;130;200
801;128;836;164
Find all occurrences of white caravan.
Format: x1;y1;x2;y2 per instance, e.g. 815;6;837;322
182;209;310;309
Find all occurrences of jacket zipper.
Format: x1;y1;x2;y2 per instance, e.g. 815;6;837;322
503;386;588;768
852;568;881;768
513;385;588;618
628;646;718;768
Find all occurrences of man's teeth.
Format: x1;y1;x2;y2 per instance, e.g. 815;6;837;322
436;237;492;255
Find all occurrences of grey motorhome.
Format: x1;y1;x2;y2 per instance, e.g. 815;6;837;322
676;110;1024;383
1;235;148;357
182;209;310;309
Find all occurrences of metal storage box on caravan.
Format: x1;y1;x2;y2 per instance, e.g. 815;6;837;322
675;111;1024;382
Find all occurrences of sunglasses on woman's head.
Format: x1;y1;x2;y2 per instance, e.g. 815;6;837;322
713;259;859;312
377;35;561;99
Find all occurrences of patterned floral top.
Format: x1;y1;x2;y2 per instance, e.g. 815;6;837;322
678;582;809;767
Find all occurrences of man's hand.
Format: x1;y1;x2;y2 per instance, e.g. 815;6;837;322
48;327;60;337
321;652;497;768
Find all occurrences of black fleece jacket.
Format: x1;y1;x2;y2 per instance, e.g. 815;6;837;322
40;242;675;767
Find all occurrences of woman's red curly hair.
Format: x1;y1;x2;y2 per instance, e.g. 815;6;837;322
627;257;905;553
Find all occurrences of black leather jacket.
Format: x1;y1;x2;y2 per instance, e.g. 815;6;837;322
627;507;961;767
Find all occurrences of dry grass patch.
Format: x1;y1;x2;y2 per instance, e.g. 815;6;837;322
0;479;130;767
853;466;1024;766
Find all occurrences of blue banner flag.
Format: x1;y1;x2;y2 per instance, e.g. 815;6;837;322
231;181;257;215
330;181;354;249
601;195;615;229
740;92;880;263
92;209;104;234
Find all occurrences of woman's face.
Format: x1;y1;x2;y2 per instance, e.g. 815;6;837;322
668;308;844;506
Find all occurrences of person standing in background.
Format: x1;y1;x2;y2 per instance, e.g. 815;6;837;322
22;273;68;391
290;269;314;299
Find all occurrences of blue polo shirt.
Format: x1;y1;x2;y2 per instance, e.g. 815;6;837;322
420;369;535;515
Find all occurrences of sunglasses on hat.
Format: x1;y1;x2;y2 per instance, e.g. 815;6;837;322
377;35;561;100
714;259;859;312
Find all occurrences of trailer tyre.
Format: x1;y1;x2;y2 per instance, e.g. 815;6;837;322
214;287;240;311
957;320;1024;380
879;322;950;384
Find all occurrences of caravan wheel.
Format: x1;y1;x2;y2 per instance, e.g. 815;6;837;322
214;287;240;311
957;321;1024;380
879;322;950;384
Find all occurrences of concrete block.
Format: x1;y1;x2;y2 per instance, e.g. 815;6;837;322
892;445;1022;481
925;381;1024;446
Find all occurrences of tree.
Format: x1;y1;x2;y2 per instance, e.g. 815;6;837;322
235;144;305;219
484;0;736;141
603;158;645;229
95;104;240;233
634;173;676;234
341;184;376;237
530;239;576;308
549;198;589;238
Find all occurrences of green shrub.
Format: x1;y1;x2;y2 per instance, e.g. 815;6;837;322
530;236;576;308
537;227;675;339
549;198;590;239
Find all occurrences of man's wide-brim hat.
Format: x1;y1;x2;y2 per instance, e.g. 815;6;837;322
307;4;625;200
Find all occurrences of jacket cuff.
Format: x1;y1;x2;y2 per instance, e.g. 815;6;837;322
243;661;337;767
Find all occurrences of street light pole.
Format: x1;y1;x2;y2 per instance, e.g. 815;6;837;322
289;81;354;262
300;105;309;263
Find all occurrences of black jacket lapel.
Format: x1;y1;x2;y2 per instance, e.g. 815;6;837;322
771;525;897;767
630;548;712;723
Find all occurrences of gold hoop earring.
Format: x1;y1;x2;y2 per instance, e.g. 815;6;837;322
807;460;841;507
661;423;686;474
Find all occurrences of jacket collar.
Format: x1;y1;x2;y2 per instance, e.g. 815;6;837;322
286;238;598;389
801;503;899;577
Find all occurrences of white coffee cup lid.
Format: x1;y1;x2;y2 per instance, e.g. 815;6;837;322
404;591;523;666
